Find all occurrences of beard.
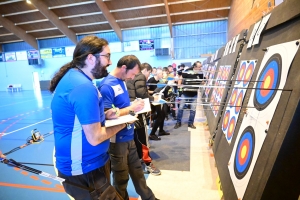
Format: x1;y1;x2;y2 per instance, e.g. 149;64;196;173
91;58;109;79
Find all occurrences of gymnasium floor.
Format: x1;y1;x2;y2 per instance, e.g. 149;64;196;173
0;90;220;200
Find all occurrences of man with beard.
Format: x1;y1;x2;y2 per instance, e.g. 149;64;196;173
50;36;125;200
99;55;158;200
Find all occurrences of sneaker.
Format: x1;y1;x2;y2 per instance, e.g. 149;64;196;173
158;130;170;136
146;163;161;176
174;122;181;129
188;124;196;129
149;134;161;140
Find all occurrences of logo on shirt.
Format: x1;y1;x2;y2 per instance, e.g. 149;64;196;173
112;84;124;97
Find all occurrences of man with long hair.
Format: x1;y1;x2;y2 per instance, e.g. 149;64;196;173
99;55;157;200
50;36;125;200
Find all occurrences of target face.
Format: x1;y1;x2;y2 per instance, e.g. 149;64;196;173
243;61;255;87
230;89;238;107
222;111;230;131
254;54;282;111
234;126;255;179
237;62;246;84
235;90;244;114
226;117;236;140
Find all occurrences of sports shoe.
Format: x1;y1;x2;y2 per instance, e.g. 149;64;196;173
174;122;181;129
145;163;161;176
158;130;170;136
188;124;196;129
149;134;161;140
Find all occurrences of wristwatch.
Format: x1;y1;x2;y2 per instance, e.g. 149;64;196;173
129;110;135;116
125;122;131;130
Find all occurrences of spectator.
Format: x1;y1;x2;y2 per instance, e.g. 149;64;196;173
99;55;157;200
147;69;170;140
126;62;161;176
174;61;203;129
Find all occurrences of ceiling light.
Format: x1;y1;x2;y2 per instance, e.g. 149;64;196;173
26;0;31;4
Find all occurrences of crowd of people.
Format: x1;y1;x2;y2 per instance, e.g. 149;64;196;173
50;35;204;200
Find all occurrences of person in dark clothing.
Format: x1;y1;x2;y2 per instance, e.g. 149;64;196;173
174;61;204;129
147;69;170;140
126;63;161;176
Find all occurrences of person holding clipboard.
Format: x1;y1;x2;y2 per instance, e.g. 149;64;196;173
126;63;161;176
99;56;158;200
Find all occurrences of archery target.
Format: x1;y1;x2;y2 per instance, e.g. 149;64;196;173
228;40;300;200
234;126;255;179
243;61;255;87
222;60;257;144
222;110;230;131
254;54;281;111
237;62;246;84
235;90;244;114
226;117;236;141
230;89;238;107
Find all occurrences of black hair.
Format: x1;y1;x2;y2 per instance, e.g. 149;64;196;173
141;63;152;72
49;36;108;93
193;61;202;68
117;55;141;72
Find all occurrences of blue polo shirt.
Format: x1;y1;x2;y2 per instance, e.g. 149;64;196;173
51;69;109;176
99;74;134;143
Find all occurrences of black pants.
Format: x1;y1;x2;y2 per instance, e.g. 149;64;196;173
58;160;122;200
150;104;166;135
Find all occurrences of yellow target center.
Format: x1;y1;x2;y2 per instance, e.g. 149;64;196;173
229;123;234;132
241;145;247;159
239;69;245;78
246;70;251;80
264;76;271;89
225;116;228;124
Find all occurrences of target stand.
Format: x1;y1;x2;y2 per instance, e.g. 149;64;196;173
213;0;300;199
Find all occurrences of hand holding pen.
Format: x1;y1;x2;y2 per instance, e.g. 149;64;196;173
105;105;120;119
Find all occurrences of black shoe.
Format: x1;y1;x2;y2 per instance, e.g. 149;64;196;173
174;122;181;129
173;116;177;120
158;130;170;136
188;124;196;129
149;134;161;140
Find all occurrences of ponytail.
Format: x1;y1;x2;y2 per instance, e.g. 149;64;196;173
49;62;75;93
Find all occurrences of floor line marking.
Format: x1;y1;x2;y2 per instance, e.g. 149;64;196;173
0;182;65;193
2;118;52;136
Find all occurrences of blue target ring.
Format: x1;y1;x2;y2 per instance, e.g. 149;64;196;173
254;54;281;111
234;126;255;179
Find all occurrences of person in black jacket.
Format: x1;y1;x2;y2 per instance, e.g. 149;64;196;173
126;63;161;176
174;61;203;129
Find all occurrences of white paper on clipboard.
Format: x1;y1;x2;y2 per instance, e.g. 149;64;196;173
105;115;138;127
135;98;152;114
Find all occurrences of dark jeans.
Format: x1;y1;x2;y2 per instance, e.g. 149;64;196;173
177;94;197;125
109;140;155;200
58;160;122;200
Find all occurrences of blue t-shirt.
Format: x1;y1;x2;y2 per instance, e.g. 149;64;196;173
99;74;134;143
51;69;109;176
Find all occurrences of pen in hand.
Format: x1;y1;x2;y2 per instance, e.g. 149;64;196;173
112;104;118;115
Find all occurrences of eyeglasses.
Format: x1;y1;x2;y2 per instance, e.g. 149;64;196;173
93;53;111;61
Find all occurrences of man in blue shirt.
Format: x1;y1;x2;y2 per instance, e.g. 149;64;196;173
50;36;125;200
99;55;157;200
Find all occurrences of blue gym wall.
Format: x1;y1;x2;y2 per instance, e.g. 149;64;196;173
0;20;227;91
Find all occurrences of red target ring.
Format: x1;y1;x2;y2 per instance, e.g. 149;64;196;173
235;90;244;114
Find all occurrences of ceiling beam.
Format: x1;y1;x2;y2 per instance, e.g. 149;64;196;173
0;16;38;49
95;0;122;42
30;0;77;44
164;0;173;38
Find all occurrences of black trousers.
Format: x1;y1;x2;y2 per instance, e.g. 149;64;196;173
150;104;166;135
58;160;123;200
